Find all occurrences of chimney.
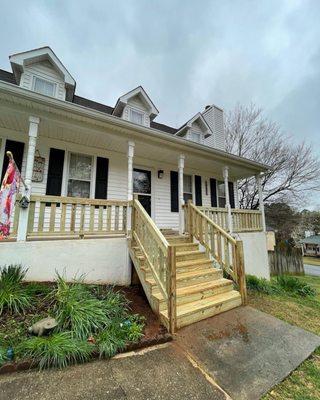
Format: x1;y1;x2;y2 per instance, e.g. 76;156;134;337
202;104;225;151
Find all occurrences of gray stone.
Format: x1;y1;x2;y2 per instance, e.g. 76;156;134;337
28;317;58;337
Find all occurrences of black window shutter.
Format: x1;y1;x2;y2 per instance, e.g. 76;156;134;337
210;178;217;207
46;148;65;196
195;175;202;206
228;181;235;208
95;157;109;199
170;171;179;212
1;139;25;182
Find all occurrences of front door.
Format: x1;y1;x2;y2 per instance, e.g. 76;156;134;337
133;168;151;216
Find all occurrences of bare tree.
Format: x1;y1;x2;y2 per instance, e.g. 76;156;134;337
225;104;320;209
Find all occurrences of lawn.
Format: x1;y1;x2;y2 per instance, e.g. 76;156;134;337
0;266;145;370
248;275;320;400
303;256;320;266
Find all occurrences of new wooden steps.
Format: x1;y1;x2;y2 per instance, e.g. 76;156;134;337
160;290;241;328
129;232;242;331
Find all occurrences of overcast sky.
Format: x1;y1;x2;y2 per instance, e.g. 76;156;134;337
0;0;319;205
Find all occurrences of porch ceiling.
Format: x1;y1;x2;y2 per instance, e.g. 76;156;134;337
0;83;268;180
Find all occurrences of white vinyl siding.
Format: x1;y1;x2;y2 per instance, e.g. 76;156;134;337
202;106;225;150
19;60;66;100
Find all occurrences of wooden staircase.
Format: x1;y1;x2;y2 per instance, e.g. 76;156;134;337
129;198;246;333
130;232;242;330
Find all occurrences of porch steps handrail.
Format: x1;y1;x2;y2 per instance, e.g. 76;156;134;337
131;198;177;332
184;201;247;304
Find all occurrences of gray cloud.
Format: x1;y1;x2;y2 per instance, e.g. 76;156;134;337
0;0;319;204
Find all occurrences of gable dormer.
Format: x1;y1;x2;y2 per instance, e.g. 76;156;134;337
175;113;212;144
112;86;159;127
9;47;76;101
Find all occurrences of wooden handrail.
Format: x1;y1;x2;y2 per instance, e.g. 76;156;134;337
131;198;177;332
184;201;247;304
26;195;128;238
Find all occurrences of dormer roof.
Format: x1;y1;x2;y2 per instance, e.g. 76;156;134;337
9;46;76;98
175;112;212;138
112;86;159;120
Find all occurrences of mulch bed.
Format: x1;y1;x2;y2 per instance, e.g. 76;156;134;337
0;283;171;375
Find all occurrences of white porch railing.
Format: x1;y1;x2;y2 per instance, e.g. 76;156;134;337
198;206;263;233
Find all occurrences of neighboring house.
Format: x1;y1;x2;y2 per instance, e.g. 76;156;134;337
301;235;320;257
0;47;270;331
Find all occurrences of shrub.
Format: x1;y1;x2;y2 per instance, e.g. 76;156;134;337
0;265;32;315
96;314;144;358
18;332;93;370
246;275;273;294
52;275;111;339
276;275;316;297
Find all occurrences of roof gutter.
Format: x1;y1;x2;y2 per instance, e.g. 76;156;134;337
0;81;269;172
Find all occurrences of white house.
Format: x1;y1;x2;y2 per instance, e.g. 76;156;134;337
0;47;269;331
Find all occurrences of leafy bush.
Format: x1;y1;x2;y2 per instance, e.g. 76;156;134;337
52;275;111;339
96;314;144;358
18;332;93;370
0;265;32;315
276;275;316;297
246;275;274;294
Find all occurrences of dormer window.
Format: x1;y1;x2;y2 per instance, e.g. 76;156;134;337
130;109;144;125
190;131;201;143
33;77;56;97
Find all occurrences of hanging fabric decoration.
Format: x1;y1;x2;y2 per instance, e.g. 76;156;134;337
0;157;21;239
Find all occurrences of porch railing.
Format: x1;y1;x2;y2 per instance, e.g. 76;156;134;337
198;206;263;232
18;195;128;238
131;198;177;333
184;202;247;304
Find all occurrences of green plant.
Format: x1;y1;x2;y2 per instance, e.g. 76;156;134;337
52;275;111;339
0;265;32;315
96;314;144;358
246;275;274;294
0;346;6;366
276;275;316;297
17;332;93;370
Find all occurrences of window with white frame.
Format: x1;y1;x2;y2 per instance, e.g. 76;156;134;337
189;131;201;143
130;109;144;125
217;180;226;207
33;77;56;97
67;153;92;198
183;174;193;204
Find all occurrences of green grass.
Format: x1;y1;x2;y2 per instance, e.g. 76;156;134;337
248;275;320;399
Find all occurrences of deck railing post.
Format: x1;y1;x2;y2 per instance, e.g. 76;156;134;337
167;245;177;334
235;240;247;305
17;116;40;242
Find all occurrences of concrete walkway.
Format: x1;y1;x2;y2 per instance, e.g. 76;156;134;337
1;307;319;400
176;306;320;400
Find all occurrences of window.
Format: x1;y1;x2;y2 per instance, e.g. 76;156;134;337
33;77;55;97
183;174;193;203
217;181;226;207
130;109;144;125
189;131;201;143
67;153;92;198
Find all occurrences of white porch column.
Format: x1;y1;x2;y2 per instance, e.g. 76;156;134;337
234;180;240;209
127;141;135;234
256;173;266;232
223;166;233;233
178;154;185;234
17;116;40;241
